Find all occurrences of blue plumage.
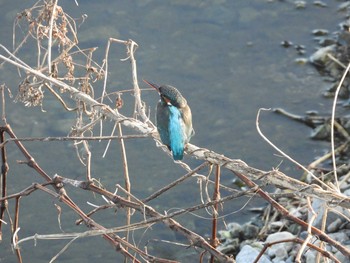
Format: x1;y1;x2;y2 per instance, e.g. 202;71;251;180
144;80;194;160
168;105;185;160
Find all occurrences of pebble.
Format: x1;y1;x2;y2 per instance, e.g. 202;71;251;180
310;123;331;140
242;224;260;239
305;250;316;263
218;229;232;240
312;29;329;36
338;2;350;12
317;37;336;47
217;242;239;255
313;1;327;8
309;198;326;228
228;222;243;238
327;217;343;233
295;1;306;9
328;231;349;243
309;45;336;66
281;40;293;48
220;4;350;262
344;188;350;196
219;190;350;262
335;249;350;263
294;57;308;65
294;44;306;55
265;232;295;258
236;245;272;263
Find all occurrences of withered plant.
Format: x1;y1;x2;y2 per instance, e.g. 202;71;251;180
1;1;350;263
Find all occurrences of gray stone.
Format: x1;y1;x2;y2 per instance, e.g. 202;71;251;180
227;222;243;239
265;232;295;259
335;249;350;263
328;231;349;243
295;1;306;9
309;45;336;66
344;188;350;197
310;198;344;229
327;217;342;233
218;230;231;240
217;238;240;254
242;223;259;239
236;245;271;263
309;198;326;228
305;250;316;263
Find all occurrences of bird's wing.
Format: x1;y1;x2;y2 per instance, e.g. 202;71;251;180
156;102;170;147
181;105;194;142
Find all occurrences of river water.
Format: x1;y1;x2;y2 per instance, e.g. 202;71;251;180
0;0;344;262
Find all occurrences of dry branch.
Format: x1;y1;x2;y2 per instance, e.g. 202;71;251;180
1;1;350;262
2;44;350;260
2;49;349;211
52;175;235;262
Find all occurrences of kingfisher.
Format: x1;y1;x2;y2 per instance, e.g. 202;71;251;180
144;80;194;160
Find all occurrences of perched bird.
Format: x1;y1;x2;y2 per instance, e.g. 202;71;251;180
144;80;194;160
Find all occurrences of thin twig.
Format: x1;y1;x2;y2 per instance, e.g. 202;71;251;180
255;237;340;263
295;197;316;262
326;53;347;69
0;126;9;241
142;162;209;203
210;165;221;263
330;61;350;191
1;84;7;124
0;134;149;149
308;141;349;169
47;0;58;75
49;236;79;263
43;83;77;111
13;197;23;263
53;174;239;262
117;122;131;262
231;170;350;258
83;140;91;181
3;47;345;208
256;108;331;190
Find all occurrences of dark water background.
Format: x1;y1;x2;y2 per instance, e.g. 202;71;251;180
0;0;345;262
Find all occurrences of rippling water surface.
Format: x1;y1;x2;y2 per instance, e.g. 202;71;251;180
0;1;344;262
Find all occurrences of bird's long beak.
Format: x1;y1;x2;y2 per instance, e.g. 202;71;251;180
143;79;160;92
